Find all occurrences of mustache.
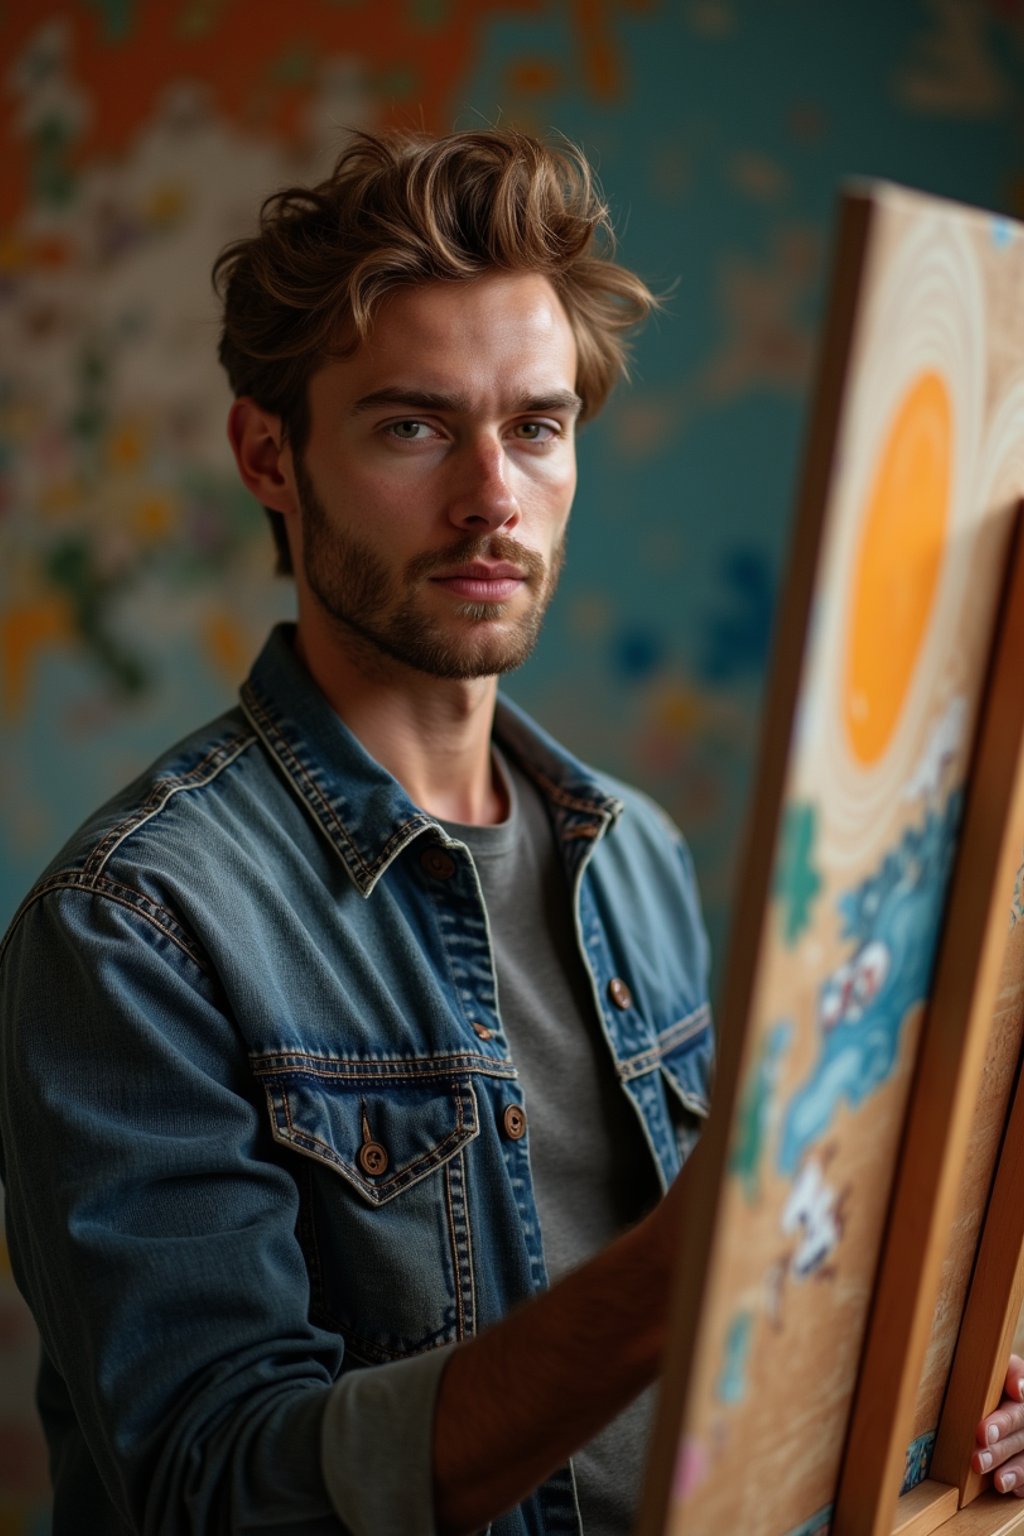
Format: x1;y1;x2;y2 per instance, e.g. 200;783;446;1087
405;534;550;582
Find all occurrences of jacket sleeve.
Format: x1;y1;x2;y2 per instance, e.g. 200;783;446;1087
0;885;448;1536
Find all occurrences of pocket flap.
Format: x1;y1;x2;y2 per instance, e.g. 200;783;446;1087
658;1006;714;1116
253;1059;479;1206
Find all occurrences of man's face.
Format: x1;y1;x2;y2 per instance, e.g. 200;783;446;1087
287;271;580;681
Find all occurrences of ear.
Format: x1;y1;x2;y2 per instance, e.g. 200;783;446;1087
227;398;297;516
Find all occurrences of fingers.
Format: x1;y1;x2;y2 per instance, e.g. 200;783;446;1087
975;1421;1024;1471
987;1452;1024;1497
976;1360;1024;1451
973;1357;1024;1495
977;1400;1024;1452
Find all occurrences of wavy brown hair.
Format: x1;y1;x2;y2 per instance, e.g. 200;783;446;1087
213;127;658;573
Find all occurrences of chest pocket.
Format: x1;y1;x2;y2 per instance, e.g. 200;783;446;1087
252;1055;480;1363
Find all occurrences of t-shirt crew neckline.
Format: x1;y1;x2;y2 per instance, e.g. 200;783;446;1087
435;749;519;856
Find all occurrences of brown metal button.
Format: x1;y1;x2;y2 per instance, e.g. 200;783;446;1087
608;977;634;1011
503;1104;527;1141
420;846;456;880
358;1141;389;1176
471;1021;494;1041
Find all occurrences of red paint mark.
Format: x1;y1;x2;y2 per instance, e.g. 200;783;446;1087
572;0;624;101
28;235;75;269
507;58;563;94
1;0;547;226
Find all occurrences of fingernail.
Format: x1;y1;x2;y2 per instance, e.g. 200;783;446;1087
989;1425;1001;1445
1018;1379;1024;1403
1000;1472;1018;1492
979;1452;993;1472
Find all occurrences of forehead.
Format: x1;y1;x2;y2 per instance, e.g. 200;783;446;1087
318;271;579;405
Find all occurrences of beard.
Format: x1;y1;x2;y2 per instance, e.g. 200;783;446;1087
294;450;565;681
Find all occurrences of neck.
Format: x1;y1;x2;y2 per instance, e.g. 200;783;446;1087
294;622;508;826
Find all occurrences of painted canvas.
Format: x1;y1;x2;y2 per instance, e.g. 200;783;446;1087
640;184;1024;1536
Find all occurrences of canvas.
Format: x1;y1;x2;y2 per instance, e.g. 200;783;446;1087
640;183;1024;1536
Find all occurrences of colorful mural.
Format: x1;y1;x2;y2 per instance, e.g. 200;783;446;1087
3;3;1024;1532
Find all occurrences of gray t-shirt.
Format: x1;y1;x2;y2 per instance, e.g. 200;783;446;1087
440;751;660;1533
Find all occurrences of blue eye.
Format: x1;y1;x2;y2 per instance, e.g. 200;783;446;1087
389;421;429;440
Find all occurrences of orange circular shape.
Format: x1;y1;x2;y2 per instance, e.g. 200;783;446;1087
843;369;952;766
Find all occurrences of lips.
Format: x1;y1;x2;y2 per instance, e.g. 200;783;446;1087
430;561;529;602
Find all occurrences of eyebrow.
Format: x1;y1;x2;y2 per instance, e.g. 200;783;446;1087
350;387;584;418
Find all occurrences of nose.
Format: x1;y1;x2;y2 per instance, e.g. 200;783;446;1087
446;436;521;532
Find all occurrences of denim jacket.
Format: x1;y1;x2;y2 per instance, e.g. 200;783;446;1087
0;625;712;1536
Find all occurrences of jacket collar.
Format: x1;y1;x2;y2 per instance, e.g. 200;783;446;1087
239;624;622;895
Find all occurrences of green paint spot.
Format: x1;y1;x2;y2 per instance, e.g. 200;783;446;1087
84;0;137;41
47;538;149;695
729;1023;790;1203
176;0;228;40
79;348;107;391
409;0;450;28
271;46;316;87
774;800;823;947
30;117;78;210
69;346;109;448
376;65;419;101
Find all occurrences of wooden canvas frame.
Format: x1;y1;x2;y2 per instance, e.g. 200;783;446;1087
638;183;1024;1536
833;509;1024;1536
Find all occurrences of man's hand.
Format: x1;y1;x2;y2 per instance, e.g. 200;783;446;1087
975;1355;1024;1494
432;1136;706;1535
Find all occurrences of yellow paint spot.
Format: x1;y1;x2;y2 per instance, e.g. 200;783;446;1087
1;597;74;720
146;182;188;227
134;493;176;540
655;684;704;735
843;370;951;766
203;614;248;684
108;422;146;470
0;234;26;273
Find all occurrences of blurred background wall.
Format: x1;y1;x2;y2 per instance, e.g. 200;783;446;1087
2;2;1024;1529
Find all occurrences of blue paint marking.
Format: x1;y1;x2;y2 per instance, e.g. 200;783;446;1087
783;1505;832;1536
699;547;775;685
992;217;1015;249
716;1310;754;1404
777;789;964;1175
611;625;665;680
901;1430;936;1494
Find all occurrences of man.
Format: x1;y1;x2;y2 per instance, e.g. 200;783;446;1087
0;128;713;1535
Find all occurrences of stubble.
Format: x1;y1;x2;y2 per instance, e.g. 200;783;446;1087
295;450;565;680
